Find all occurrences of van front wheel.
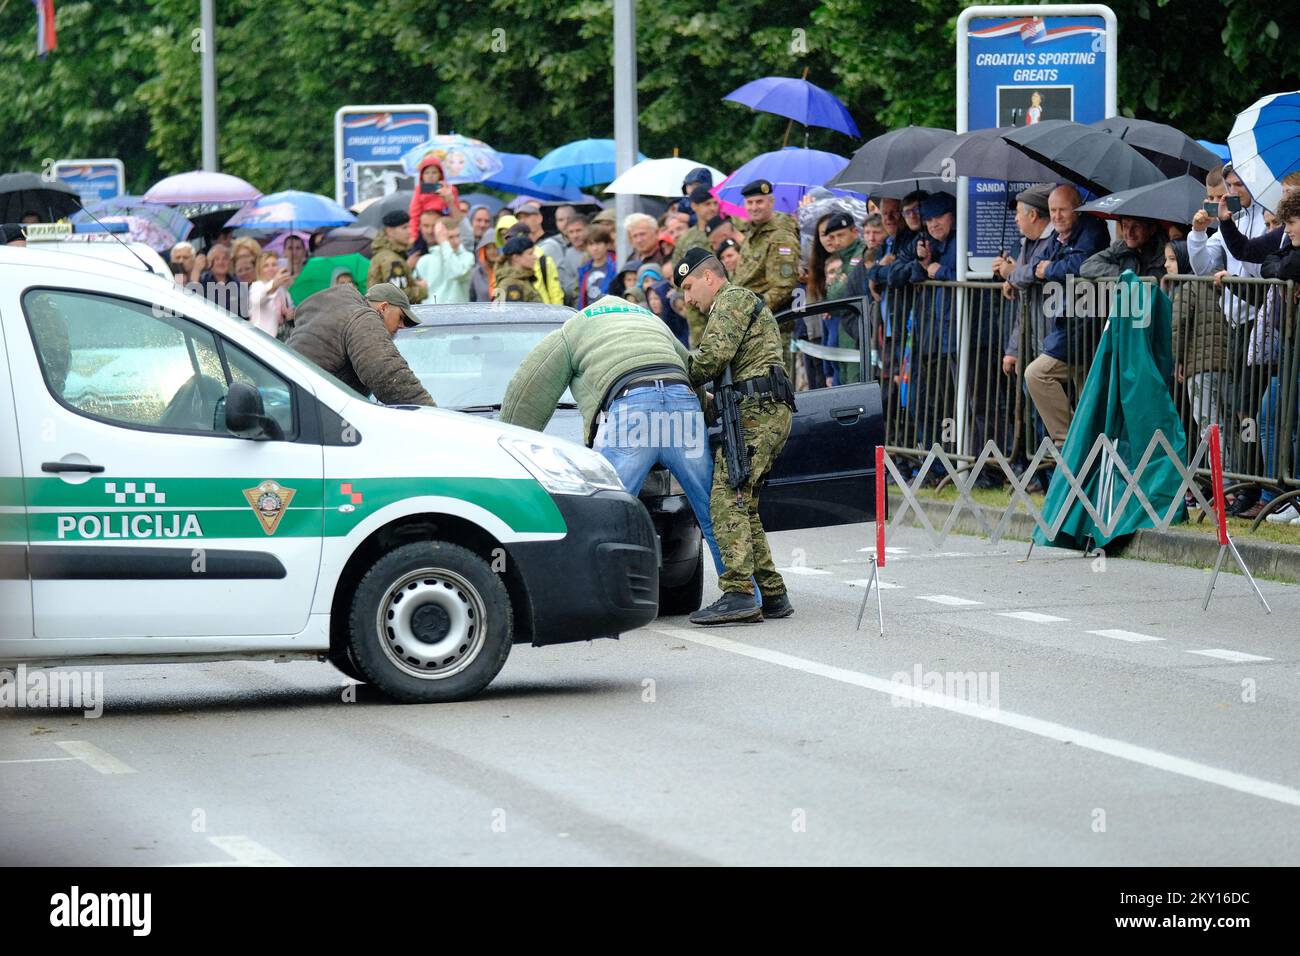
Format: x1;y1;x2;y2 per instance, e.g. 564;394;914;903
347;541;513;703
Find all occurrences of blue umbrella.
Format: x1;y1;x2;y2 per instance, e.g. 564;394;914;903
480;152;585;201
72;195;192;243
528;139;647;191
1197;140;1232;163
724;76;860;138
398;134;504;183
1229;91;1300;213
225;190;355;231
715;148;852;214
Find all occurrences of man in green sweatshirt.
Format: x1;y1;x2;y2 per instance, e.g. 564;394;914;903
500;295;723;576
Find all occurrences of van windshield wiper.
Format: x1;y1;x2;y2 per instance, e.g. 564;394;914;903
555;402;578;409
455;403;502;413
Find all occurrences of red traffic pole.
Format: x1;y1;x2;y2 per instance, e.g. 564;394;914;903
1207;424;1229;546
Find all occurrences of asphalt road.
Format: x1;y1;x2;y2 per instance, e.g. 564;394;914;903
3;522;1299;866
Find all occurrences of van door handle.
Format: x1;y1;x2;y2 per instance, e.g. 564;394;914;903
831;406;864;423
42;461;105;474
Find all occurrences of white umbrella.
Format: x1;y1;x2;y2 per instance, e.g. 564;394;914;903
605;157;725;197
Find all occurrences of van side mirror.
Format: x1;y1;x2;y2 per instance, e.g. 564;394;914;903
225;382;284;441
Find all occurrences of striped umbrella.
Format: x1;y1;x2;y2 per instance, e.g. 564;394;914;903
1228;91;1300;213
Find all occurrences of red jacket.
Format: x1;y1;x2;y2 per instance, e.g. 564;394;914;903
408;154;461;241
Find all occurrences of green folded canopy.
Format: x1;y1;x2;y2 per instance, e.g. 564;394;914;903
1034;271;1189;550
289;253;370;304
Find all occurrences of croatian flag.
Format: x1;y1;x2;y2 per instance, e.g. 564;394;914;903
1019;17;1046;43
33;0;57;58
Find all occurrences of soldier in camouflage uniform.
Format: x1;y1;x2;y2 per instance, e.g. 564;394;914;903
822;211;867;299
493;236;543;303
368;210;427;303
676;247;795;625
671;185;721;347
729;179;800;379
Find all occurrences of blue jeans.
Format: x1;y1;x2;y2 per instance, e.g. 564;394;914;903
595;383;723;575
1258;375;1300;502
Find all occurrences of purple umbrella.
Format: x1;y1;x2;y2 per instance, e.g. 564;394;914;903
142;170;261;206
716;148;854;214
724;76;859;138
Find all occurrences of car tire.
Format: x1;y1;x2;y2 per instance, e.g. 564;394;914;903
328;646;366;684
346;541;513;703
657;541;704;616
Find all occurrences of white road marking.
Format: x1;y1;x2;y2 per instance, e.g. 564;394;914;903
0;757;80;765
778;566;833;576
55;740;136;774
998;611;1069;623
652;627;1300;810
1087;629;1165;643
1187;649;1274;663
170;836;292;867
847;579;901;590
917;594;984;606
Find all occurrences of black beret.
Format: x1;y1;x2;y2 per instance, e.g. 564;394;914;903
673;247;718;288
705;215;730;236
717;237;740;255
740;179;773;197
688;185;714;205
382;209;410;228
823;211;855;233
502;235;534;257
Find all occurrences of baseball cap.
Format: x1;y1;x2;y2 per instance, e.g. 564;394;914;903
366;282;419;327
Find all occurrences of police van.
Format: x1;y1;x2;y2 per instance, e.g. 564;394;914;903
0;238;659;702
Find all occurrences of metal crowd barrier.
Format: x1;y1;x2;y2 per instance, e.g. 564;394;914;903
800;273;1299;531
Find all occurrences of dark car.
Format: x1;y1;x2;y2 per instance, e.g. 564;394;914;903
395;302;707;614
396;298;885;612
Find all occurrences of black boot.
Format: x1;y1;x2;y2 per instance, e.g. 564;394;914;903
689;592;762;625
760;591;794;619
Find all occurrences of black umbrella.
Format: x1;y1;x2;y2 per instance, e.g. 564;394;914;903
1075;175;1206;225
0;172;82;222
826;126;956;191
312;224;378;258
1002;121;1166;197
915;128;1063;258
184;204;244;240
1089;116;1222;180
914;127;1060;183
868;177;957;200
355;190;413;229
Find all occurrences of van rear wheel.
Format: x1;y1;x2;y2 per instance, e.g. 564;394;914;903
346;541;513;703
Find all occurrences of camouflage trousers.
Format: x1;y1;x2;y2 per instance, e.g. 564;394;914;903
711;399;792;595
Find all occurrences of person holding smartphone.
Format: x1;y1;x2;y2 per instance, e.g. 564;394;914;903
407;154;462;243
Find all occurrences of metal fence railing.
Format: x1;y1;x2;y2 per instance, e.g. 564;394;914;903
801;273;1300;531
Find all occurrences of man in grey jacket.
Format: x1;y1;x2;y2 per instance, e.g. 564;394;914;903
994;183;1056;377
287;282;435;406
1080;216;1168;280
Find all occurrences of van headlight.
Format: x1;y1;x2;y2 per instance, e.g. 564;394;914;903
500;438;625;496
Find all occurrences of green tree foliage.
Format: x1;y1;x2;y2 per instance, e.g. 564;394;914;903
1;0;1296;197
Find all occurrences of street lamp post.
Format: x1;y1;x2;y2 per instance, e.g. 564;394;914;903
613;0;638;265
200;0;219;171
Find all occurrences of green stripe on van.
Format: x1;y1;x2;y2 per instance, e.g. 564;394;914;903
6;475;565;543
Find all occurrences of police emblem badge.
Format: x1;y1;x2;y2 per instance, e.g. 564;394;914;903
243;480;296;535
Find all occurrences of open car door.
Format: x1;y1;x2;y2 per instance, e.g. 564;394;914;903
761;295;884;532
